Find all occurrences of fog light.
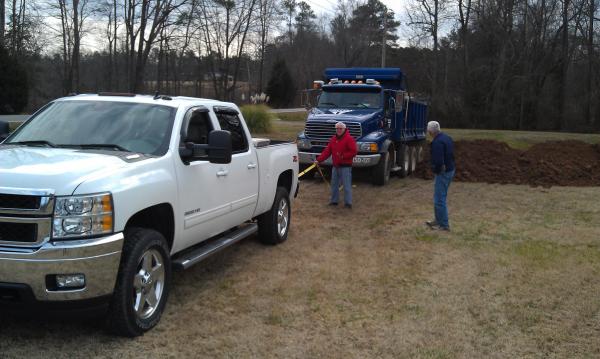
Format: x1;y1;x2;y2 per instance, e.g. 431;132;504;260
56;274;86;289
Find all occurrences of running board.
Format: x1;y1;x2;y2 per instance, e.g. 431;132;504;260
172;223;258;270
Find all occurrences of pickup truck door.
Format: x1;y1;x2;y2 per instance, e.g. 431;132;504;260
213;106;259;224
174;107;231;249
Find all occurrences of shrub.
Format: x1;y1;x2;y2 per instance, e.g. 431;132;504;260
240;104;274;133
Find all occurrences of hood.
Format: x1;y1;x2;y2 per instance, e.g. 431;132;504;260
309;107;383;122
0;146;135;195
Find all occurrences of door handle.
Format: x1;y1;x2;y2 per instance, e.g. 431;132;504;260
216;170;229;177
247;163;257;169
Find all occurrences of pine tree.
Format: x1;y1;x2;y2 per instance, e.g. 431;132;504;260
266;58;296;108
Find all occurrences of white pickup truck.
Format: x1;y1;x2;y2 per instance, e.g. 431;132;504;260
0;94;298;336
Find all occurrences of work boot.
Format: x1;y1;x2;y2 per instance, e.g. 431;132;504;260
344;204;352;209
425;220;438;227
429;224;450;231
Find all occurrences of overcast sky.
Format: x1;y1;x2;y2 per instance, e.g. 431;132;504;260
74;0;422;53
303;0;405;17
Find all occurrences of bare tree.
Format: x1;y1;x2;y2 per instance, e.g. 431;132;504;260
407;0;449;103
124;0;185;92
281;0;296;44
100;0;119;90
198;0;257;100
9;0;26;55
54;0;90;93
257;0;279;91
585;0;596;126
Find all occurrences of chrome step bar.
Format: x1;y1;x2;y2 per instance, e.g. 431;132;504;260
172;223;258;270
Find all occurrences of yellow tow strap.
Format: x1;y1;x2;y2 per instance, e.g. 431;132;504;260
298;163;316;178
298;162;338;189
315;163;331;187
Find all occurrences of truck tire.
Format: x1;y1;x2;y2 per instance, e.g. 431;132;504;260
416;144;424;162
372;149;392;186
409;146;417;174
258;187;291;245
107;227;172;337
397;144;410;178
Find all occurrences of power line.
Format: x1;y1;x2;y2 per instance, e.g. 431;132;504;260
302;0;336;16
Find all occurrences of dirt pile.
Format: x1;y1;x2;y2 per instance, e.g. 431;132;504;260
414;140;600;187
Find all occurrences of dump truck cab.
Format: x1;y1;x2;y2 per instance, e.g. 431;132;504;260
297;68;428;185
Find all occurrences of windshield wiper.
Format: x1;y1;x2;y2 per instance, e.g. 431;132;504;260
11;140;57;148
319;102;337;107
65;144;131;152
348;103;369;108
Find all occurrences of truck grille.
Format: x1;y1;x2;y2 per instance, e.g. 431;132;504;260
0;190;54;247
304;121;362;141
0;222;38;242
0;194;41;210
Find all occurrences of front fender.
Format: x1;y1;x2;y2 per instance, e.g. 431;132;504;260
72;156;178;233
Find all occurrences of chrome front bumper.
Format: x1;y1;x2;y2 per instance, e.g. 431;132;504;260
298;151;381;167
0;233;124;301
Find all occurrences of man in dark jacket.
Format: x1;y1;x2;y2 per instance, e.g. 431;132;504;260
315;122;358;208
426;121;455;231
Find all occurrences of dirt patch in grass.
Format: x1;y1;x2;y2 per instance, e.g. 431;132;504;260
415;140;600;187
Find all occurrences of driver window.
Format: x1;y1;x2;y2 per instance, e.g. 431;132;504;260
182;110;213;157
185;111;213;144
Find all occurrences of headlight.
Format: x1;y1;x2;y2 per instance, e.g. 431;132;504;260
297;138;312;150
53;193;114;239
358;142;378;152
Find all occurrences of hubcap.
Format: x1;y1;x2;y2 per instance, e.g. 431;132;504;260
277;198;289;237
133;249;165;320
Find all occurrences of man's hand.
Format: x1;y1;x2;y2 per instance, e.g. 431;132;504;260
314;160;319;166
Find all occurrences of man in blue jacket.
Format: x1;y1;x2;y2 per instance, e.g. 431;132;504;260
426;121;455;231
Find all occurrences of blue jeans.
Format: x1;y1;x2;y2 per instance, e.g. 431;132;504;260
331;166;352;205
434;169;455;228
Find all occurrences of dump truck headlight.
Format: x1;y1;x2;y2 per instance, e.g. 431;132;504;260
358;142;378;152
53;193;114;239
297;138;312;150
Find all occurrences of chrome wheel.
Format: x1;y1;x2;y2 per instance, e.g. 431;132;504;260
277;198;289;237
133;249;165;320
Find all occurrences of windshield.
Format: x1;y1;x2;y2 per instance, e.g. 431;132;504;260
317;89;382;109
6;100;176;155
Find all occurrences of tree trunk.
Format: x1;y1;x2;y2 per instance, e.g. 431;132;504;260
586;0;595;126
0;0;5;48
431;0;439;106
558;0;569;130
71;0;80;93
11;0;16;54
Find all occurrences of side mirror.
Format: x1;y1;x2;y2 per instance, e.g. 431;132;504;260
204;130;232;164
179;130;232;164
0;120;9;141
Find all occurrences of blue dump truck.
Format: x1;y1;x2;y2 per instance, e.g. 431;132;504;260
296;68;428;185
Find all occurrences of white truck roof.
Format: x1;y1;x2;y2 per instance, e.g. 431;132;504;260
56;94;237;109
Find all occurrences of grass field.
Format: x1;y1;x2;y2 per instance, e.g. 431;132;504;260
2;116;599;358
2;178;599;358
